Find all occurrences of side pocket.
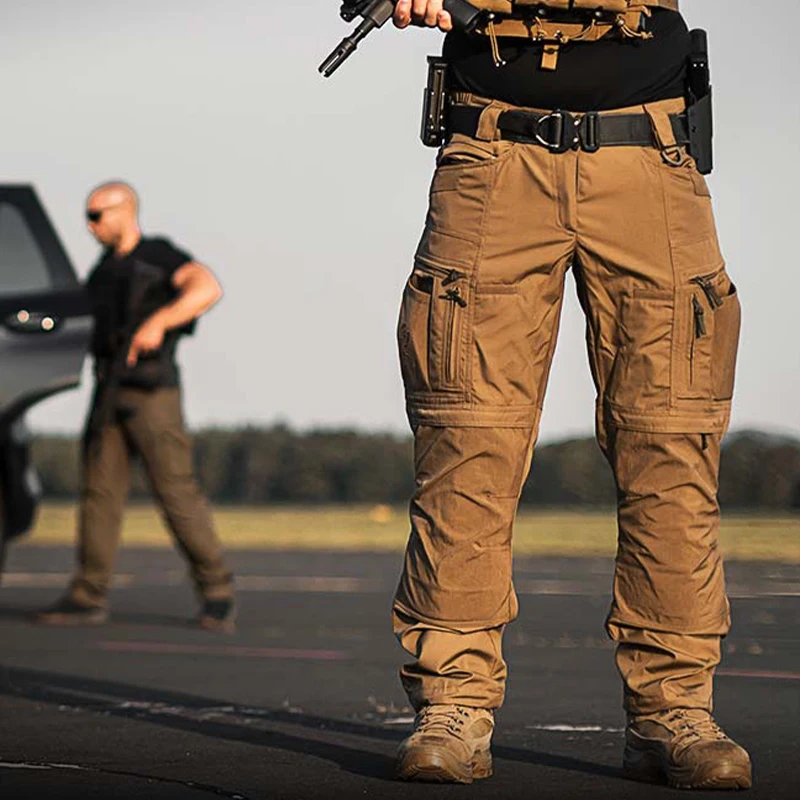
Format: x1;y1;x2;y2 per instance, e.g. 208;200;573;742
675;267;740;402
711;279;741;401
471;285;537;408
397;273;432;396
397;261;470;397
607;290;673;412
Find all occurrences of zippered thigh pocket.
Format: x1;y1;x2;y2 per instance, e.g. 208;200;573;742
676;267;741;401
397;260;470;396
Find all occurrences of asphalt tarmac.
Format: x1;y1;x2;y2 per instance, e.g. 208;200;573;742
1;546;798;799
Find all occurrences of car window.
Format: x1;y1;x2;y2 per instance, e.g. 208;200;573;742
0;201;54;294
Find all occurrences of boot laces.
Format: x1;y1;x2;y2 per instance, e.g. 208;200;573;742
663;709;729;748
417;705;471;738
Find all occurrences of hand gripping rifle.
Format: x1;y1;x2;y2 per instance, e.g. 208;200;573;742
319;0;483;78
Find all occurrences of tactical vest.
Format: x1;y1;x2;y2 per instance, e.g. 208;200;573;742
465;0;681;70
90;259;190;391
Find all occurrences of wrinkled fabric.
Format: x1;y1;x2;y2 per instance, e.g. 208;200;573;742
70;387;233;607
394;95;739;714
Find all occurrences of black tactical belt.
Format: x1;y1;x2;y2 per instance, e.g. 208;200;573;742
447;105;690;154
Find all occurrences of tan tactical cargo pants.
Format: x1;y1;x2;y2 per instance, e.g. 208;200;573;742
393;96;741;716
70;387;233;607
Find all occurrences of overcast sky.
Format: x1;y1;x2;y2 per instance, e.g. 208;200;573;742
3;0;798;441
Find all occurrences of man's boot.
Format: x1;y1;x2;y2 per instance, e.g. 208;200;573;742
35;596;109;626
624;708;752;790
395;704;494;784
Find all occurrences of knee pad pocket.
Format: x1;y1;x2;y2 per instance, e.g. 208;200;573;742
605;266;740;434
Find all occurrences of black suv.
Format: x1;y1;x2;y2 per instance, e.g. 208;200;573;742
0;185;91;573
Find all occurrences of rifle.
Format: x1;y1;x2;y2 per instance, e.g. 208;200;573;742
319;0;483;78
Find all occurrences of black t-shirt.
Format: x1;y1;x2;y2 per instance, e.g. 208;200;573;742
443;9;691;112
86;236;193;387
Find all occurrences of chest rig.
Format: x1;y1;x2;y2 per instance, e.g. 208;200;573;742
467;0;680;70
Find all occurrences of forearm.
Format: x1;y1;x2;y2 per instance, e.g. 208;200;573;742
151;267;223;332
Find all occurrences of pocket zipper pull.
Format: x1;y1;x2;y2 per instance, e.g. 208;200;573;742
692;276;724;309
443;269;466;286
441;287;468;308
692;295;707;338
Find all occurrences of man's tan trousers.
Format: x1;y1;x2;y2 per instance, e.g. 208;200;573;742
393;96;741;717
70;387;233;607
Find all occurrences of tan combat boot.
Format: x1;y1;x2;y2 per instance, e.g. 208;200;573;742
395;704;494;784
624;708;752;790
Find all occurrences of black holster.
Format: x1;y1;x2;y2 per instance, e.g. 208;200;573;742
421;57;450;148
687;28;714;175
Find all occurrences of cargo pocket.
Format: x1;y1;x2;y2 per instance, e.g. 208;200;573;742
675;267;741;402
607;290;673;412
418;134;513;269
642;146;720;249
397;260;470;398
471;285;537;408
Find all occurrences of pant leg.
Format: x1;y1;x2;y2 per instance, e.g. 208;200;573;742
122;387;233;601
394;102;575;710
71;413;132;606
575;98;741;714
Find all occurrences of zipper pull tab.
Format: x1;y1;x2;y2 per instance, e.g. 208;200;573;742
692;277;724;309
443;269;466;287
441;288;468;308
692;295;707;338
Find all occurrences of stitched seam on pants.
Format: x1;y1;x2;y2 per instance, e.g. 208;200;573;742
652;155;680;414
467;149;513;405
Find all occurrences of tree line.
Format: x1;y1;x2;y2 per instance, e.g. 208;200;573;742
31;427;800;511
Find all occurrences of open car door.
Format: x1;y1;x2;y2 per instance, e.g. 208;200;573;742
0;185;91;559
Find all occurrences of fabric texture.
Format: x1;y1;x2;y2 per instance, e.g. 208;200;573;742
87;236;195;390
393;94;739;715
70;387;233;607
445;8;690;111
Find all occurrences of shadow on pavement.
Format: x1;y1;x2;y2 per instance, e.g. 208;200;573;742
0;665;619;783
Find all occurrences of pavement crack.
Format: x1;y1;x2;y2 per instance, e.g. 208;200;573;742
0;760;252;800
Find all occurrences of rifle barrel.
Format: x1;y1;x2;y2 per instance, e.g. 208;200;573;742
319;17;378;78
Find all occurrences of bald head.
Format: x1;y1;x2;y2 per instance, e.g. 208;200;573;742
86;181;141;254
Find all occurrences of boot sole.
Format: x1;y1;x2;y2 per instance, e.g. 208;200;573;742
198;609;237;634
198;618;236;634
395;746;493;784
624;746;753;790
35;610;109;627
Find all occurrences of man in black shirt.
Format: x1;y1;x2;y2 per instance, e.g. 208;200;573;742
38;182;235;631
389;0;750;790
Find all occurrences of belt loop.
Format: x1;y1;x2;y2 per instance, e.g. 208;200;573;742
644;102;687;167
475;102;505;142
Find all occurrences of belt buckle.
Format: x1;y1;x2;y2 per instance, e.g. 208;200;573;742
534;110;579;154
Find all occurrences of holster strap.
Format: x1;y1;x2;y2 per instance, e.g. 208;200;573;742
448;104;689;153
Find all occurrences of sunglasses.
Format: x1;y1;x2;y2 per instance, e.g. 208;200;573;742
86;201;123;223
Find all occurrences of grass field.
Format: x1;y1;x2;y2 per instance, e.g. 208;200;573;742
20;504;800;562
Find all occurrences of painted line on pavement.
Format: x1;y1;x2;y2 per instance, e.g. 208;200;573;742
4;572;799;598
2;573;380;593
526;724;624;733
235;576;381;593
2;573;136;588
97;640;350;661
717;668;800;681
